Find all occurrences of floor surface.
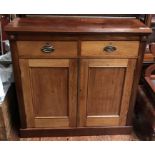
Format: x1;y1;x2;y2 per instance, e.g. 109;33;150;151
20;133;138;141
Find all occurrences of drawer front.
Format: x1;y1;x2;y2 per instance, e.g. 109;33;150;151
81;41;139;58
17;41;78;58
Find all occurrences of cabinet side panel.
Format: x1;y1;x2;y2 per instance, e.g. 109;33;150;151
119;59;136;125
10;41;27;128
127;41;146;125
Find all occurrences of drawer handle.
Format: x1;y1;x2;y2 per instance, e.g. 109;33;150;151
103;45;117;53
41;43;55;53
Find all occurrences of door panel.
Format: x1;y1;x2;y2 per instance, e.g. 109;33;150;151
79;59;136;127
87;67;125;115
19;59;77;128
31;67;68;117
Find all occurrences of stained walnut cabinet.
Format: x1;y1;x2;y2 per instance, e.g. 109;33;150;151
5;17;151;136
19;59;77;128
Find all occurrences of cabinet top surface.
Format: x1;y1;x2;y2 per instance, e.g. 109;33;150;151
5;17;152;34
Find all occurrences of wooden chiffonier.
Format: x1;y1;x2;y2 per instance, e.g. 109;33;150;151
5;17;151;137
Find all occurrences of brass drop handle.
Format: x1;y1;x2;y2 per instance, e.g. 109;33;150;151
103;45;117;53
41;43;55;53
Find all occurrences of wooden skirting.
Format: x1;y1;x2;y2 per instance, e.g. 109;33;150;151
20;126;132;138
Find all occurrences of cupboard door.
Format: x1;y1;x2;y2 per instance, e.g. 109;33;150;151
79;59;136;127
19;59;77;128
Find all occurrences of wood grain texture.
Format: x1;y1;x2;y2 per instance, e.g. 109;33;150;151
14;34;140;41
79;59;136;127
87;67;125;116
35;118;69;128
29;59;69;67
19;59;35;127
0;107;6;140
69;59;78;127
88;59;128;67
86;116;119;126
17;41;77;58
127;41;147;125
119;59;136;125
31;67;68;117
5;17;151;34
9;41;26;128
81;41;139;58
20;59;77;128
78;59;89;127
19;126;132;137
20;134;138;141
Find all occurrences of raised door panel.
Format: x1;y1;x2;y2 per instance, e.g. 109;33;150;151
78;59;136;127
19;59;77;128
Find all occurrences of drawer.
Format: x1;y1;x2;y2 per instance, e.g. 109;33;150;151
81;41;139;58
17;41;78;58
